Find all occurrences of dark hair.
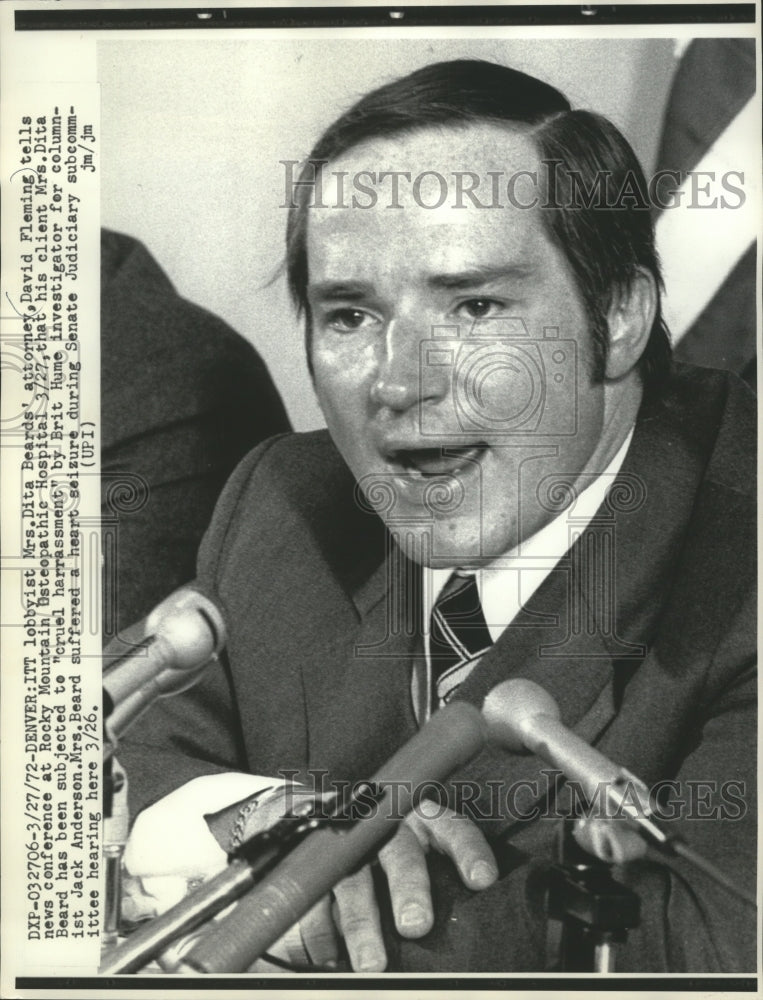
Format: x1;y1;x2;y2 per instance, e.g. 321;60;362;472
285;59;671;390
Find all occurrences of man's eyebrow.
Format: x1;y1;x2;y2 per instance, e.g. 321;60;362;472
427;265;534;290
307;266;534;300
307;280;375;301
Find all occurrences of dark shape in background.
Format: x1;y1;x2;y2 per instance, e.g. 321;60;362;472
100;228;291;637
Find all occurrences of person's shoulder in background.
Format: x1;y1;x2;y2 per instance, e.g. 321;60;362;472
100;227;291;636
646;360;755;499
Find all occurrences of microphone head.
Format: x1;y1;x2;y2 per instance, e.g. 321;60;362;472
482;678;561;752
148;586;227;670
179;587;227;649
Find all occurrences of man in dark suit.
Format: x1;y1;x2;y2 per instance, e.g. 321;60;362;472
118;61;756;973
100;228;290;637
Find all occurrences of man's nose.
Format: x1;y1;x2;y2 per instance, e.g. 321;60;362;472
369;317;448;412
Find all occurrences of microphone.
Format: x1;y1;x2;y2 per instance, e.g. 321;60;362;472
482;678;671;851
177;698;490;974
103;585;226;742
482;679;757;907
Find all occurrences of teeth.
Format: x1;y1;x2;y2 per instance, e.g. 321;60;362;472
394;445;486;477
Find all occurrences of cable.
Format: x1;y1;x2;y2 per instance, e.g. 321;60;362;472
671;840;758;908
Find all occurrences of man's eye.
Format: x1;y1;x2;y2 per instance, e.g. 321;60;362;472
456;298;504;319
325;308;374;332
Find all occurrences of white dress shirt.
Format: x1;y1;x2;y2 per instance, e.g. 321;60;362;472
417;428;634;718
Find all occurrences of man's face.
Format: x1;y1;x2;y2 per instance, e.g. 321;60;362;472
307;124;611;567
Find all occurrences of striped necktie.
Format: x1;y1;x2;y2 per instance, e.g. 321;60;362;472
429;571;493;710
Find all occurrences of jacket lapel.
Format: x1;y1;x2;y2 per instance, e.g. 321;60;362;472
300;534;422;785
449;396;707;834
450;558;618;834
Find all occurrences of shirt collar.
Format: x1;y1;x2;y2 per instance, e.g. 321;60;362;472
424;427;635;641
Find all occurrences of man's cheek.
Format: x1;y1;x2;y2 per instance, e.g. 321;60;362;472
315;349;374;400
313;361;347;415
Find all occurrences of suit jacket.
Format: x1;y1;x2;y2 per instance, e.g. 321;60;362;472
120;363;756;972
101;228;290;635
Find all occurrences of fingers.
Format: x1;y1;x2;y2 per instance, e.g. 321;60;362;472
378;823;433;938
332;865;387;971
294;895;340;968
299;804;498;970
378;803;498;942
407;799;499;890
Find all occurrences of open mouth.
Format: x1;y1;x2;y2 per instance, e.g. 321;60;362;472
390;443;488;479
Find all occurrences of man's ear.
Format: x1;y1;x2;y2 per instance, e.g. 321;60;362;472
604;268;658;381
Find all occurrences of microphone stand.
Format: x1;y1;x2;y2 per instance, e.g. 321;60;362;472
99;586;227;955
98;784;386;974
543;801;757;971
545;817;640;973
484;679;756;968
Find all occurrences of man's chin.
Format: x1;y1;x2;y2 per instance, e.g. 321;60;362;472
387;521;510;569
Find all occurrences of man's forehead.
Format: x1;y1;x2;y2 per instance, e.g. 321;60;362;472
307;121;540;223
305;122;548;253
325;120;540;177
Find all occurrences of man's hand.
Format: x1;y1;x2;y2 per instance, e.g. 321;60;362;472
287;797;498;972
123;781;498;972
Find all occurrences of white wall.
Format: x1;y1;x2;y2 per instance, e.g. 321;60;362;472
99;36;678;430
